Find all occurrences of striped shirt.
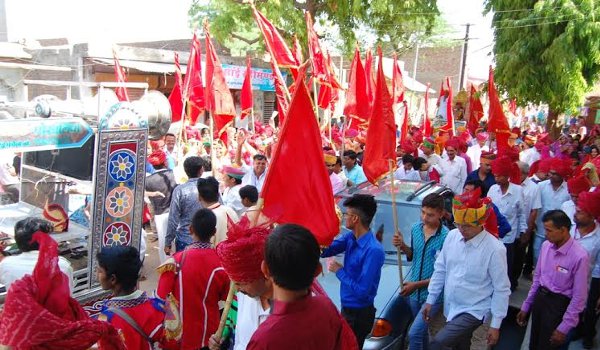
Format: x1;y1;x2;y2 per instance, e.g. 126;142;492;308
406;222;449;304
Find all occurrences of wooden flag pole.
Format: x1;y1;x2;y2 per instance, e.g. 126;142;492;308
209;112;216;177
389;159;404;289
216;282;237;341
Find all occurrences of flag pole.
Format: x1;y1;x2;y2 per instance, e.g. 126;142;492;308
389;159;404;289
209;112;216;177
216;282;236;341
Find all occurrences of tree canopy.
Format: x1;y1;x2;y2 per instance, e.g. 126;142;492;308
189;0;439;55
484;0;600;116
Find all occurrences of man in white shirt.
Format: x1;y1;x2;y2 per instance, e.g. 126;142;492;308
423;190;510;349
533;159;572;263
519;135;541;166
560;175;591;224
394;154;421;181
0;150;19;203
489;156;527;291
197;177;239;245
221;166;246;217
439;140;468;195
210;221;273;350
466;133;489;171
419;137;443;170
0;218;73;293
235;132;269;193
325;151;345;194
514;162;542;286
573;190;600;348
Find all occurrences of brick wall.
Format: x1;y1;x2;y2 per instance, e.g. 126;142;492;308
397;45;463;91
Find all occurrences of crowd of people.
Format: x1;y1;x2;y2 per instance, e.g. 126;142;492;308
1;114;600;350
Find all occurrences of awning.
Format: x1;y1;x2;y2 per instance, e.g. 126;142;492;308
0;61;71;72
381;57;433;93
92;58;185;74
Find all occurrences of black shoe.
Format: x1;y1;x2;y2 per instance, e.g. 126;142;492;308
582;338;593;349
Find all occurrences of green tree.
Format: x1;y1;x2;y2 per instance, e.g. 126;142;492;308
189;0;439;55
484;0;600;135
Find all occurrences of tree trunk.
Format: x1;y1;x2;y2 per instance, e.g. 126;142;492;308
547;108;561;139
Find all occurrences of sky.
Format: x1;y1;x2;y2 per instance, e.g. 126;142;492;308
5;0;494;78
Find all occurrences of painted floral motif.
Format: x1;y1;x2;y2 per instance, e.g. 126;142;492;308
103;223;131;246
108;150;136;182
105;187;134;218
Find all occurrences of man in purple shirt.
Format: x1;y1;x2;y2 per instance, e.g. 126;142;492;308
517;210;589;349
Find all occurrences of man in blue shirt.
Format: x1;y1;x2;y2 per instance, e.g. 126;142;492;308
343;150;368;186
392;193;449;349
322;194;385;348
464;151;496;196
165;156;205;254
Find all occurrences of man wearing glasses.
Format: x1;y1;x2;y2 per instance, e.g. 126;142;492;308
423;189;511;350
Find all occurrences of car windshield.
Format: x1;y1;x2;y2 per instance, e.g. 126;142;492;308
342;179;428;202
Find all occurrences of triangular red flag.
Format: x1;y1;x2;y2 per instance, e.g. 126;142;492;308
183;33;205;125
292;34;303;65
467;84;484;135
306;12;328;85
392;53;405;104
168;53;184;123
423;83;432;137
260;69;339;246
363;47;397;184
240;57;253;120
343;47;370;131
364;48;376;115
204;22;236;143
112;49;129;102
400;101;410;143
488;66;510;152
252;5;299;69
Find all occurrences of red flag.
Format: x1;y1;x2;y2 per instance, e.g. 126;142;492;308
183;33;205;125
204;22;236;143
508;98;517;115
400;101;409;143
292;34;303;65
364;49;376;106
363;47;397;184
423;83;432;137
252;5;299;69
317;52;340;111
440;77;454;136
112;49;129;102
306;12;328;84
269;59;291;126
343;47;370;131
467;84;484;135
488;66;510;151
240;57;253;120
260;70;339;246
168;53;184;123
392;53;405;104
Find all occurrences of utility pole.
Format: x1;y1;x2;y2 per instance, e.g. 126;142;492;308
458;23;470;90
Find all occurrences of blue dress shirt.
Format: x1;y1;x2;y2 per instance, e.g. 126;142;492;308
322;230;385;308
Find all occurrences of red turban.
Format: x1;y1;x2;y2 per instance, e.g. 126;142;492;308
445;137;461;151
150;140;162;151
567;175;591;196
578;190;600;220
491;156;520;183
539;158;553;173
476;132;489;142
0;233;124;350
148;150;167;166
550;158;573;179
216;217;271;283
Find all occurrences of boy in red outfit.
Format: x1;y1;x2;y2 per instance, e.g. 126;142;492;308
96;245;176;350
157;208;230;349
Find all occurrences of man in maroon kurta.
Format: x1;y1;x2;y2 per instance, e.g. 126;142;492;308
247;224;354;350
